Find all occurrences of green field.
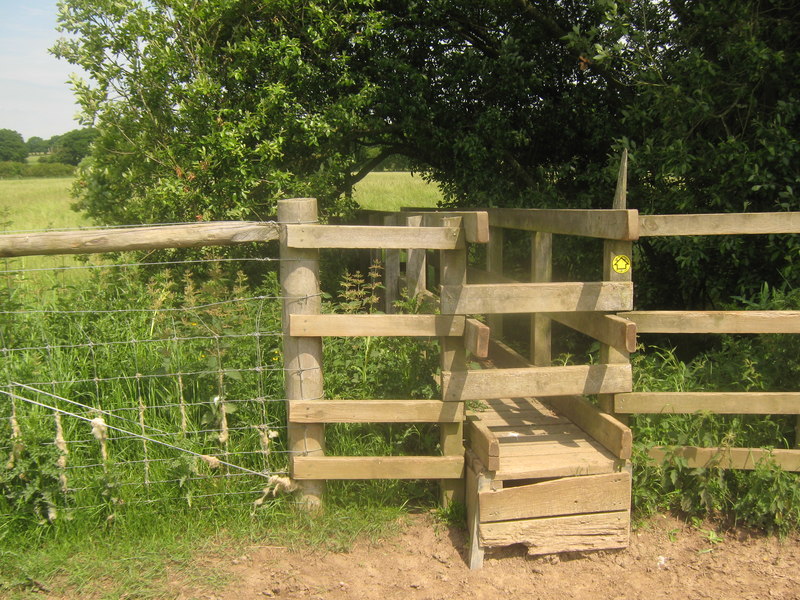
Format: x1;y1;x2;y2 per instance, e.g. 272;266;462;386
352;171;443;210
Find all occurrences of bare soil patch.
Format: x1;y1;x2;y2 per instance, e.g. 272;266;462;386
182;512;800;600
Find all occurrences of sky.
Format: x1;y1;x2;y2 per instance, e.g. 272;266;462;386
0;0;85;140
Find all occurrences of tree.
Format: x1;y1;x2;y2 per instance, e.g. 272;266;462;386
26;136;49;154
42;127;98;165
0;129;27;162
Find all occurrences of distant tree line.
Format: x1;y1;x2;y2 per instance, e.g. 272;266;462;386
0;127;98;167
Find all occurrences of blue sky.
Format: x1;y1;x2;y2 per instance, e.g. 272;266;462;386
0;1;84;140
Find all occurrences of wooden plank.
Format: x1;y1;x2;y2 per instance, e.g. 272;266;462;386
531;231;552;366
550;312;637;353
616;392;800;415
405;215;427;297
479;472;630;522
479;511;629;554
289;314;466;337
383;215;400;314
401;210;490;244
0;221;279;258
486;226;505;339
639;212;800;237
442;364;632;401
293;455;465;479
289;399;464;423
465;415;500;472
464;318;490;358
465;450;492;570
488;208;639;241
494;435;606;456
495;450;618;480
647;446;800;471
279;199;325;508
547;395;632;460
440;282;633;314
285;224;462;249
487;339;534;368
620;311;800;334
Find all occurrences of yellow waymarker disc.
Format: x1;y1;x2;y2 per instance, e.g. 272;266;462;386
612;255;631;274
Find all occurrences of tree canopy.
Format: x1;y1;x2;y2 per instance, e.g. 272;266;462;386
0;129;28;162
54;0;800;306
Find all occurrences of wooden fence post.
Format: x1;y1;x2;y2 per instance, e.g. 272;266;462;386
487;227;504;339
531;232;552;366
384;214;400;313
279;198;325;509
406;215;427;298
439;216;466;506
599;151;631;423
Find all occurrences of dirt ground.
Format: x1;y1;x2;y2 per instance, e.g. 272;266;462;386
183;512;800;600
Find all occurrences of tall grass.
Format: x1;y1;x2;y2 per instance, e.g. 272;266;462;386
353;172;443;211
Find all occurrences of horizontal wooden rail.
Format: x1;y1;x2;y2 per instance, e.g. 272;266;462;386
290;314;466;337
293;456;465;479
442;364;632;401
400;210;490;243
647;446;800;471
488;208;639;241
284;224;462;249
616;392;800;415
550;312;637;354
0;221;279;258
441;282;633;314
289;399;464;423
620;311;800;334
639;212;800;237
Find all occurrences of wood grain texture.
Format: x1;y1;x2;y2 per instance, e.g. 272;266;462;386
289;314;466;337
547;395;633;460
479;511;630;554
292;455;465;479
616;392;800;415
464;318;490;358
488;208;639;241
620;310;800;334
442;364;632;401
550;312;637;353
289;399;464;423
479;472;631;522
639;212;800;237
647;446;800;471
0;221;279;258
285;224;462;249
400;210;490;243
440;282;633;314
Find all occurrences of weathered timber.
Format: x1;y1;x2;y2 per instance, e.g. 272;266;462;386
479;472;631;522
616;392;800;415
289;399;464;423
400;210;490;243
289;314;466;337
550;312;637;353
284;224;462;249
0;221;279;258
494;450;618;480
464;318;490;358
405;215;427;297
466;415;500;472
440;282;633;314
479;511;630;554
279;199;324;508
531;231;552;366
620;310;800;334
639;212;800;237
442;364;633;401
466;454;491;570
548;395;632;460
647;446;800;471
488;208;639;241
486;226;505;339
292;456;465;480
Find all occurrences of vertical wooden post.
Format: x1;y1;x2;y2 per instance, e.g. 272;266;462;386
599;151;631;423
486;227;504;340
531;232;552;366
384;214;400;314
406;215;427;299
439;216;466;506
279;198;325;509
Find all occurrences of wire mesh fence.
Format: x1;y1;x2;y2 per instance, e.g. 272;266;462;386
0;244;300;522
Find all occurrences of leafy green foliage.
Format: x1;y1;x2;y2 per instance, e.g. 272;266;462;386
0;129;27;162
40;128;98;166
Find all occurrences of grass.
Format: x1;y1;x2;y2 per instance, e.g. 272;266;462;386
353;171;443;211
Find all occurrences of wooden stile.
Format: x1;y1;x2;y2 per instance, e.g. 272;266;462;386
289;314;466;337
400;210;491;244
285;224;462;249
293;456;465;480
289;399;464;423
547;395;632;460
488;208;639;241
550;312;637;353
442;364;632;402
440;282;633;314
